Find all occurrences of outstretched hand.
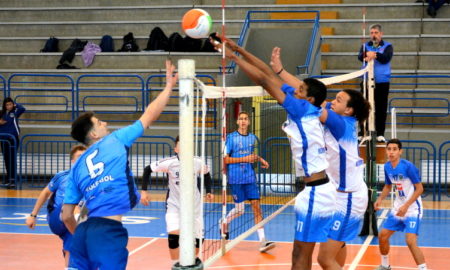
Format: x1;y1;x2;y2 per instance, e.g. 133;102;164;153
165;59;178;88
210;33;237;60
270;47;283;74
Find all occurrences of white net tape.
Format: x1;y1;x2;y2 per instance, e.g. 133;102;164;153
196;63;372;99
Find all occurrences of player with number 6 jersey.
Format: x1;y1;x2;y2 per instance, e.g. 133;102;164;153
62;60;178;270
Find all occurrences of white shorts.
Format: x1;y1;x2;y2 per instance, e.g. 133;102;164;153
328;183;368;242
294;181;336;242
166;205;203;239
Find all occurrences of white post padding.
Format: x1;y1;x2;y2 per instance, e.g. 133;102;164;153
178;59;196;267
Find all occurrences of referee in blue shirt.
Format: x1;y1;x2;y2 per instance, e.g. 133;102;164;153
62;60;177;270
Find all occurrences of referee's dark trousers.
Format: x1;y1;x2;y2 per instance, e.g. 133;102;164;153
374;82;390;137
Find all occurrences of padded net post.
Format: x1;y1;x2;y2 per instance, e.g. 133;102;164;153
176;59;202;269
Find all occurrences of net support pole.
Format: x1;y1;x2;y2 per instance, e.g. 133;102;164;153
175;59;203;270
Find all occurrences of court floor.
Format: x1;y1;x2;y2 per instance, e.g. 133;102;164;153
1;191;449;269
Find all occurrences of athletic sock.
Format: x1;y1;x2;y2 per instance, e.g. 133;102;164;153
418;263;427;270
381;255;389;267
257;228;265;242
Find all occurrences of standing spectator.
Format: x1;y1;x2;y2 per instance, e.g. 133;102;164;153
358;24;393;142
0;97;26;188
373;139;427;270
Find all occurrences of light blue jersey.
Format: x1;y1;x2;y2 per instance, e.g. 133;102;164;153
225;131;258;184
385;159;422;218
280;84;327;177
323;103;365;192
64;120;143;217
47;170;70;214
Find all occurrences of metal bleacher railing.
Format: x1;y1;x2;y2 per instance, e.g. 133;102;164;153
76;74;145;122
438;140;450;200
4;73;218;125
0;132;446;200
228;10;320;75
8;74;75;123
146;74;218;126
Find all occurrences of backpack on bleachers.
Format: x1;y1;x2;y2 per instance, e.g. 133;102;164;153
183;36;203;52
41;37;59;52
145;27;169;51
118;32;139;52
100;35;114;52
56;38;87;69
168;32;185;52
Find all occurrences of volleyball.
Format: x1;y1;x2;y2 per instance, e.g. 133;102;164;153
181;9;212;39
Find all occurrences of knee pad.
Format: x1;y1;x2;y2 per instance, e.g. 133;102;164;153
168;234;179;249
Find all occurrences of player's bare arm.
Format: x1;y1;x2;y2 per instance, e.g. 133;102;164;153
139;60;178;129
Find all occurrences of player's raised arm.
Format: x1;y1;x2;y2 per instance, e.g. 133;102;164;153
139;60;178;129
270;47;302;88
210;37;285;104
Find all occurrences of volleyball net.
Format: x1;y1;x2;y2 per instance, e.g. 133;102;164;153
176;59;374;268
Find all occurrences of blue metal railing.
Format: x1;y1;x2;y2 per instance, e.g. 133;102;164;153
389;97;449;118
232;10;320;75
438;141;450;200
7;74;75;122
76;74;145;122
146;74;218;126
375;140;437;200
0;75;5;97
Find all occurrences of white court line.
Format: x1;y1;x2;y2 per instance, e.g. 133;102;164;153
348;208;389;270
128;237;159;256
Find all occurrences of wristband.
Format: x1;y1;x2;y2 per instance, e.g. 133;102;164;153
276;68;284;75
30;214;37;218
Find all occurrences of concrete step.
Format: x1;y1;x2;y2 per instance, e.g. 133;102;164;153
0;4;430;22
0;0;275;8
322;35;450;52
0;21;245;37
0;35;239;53
0;52;224;70
321;19;450;35
322;52;450;70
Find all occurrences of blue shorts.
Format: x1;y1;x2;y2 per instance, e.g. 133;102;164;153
230;183;260;203
383;213;421;235
47;208;72;251
69;217;129;270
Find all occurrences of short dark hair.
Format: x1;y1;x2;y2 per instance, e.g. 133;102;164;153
70;144;87;160
342;89;371;124
386;138;402;149
303;78;327;107
71;112;95;145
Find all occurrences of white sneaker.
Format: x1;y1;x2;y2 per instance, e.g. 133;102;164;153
259;241;276;252
374;265;391;270
376;136;386;142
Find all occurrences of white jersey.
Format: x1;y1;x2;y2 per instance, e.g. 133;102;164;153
385;159;423;218
280;84;328;177
150;156;209;212
323;105;365;192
